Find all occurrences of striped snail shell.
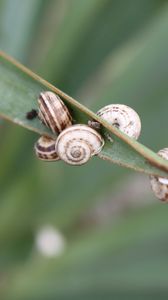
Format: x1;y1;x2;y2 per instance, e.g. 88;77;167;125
38;91;72;134
55;124;104;165
34;136;60;161
89;104;141;139
150;148;168;202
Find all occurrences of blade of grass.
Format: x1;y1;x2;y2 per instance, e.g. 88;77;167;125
0;51;168;177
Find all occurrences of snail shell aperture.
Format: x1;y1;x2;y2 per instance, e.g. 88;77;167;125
55;124;104;165
34;136;59;161
38;91;72;134
150;148;168;202
89;104;141;139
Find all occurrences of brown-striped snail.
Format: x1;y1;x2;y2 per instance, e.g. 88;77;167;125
38;91;72;134
55;124;104;165
150;148;168;202
34;136;59;161
89;104;141;140
35;91;73;162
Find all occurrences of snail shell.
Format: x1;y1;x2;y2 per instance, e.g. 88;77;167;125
34;136;59;161
38;91;72;134
89;104;141;139
55;124;104;165
150;148;168;201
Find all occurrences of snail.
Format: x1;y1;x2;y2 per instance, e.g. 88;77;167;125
55;124;104;165
34;136;59;161
150;148;168;202
89;104;141;139
38;91;72;134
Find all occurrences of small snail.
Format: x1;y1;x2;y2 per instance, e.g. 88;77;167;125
38;91;72;134
150;148;168;202
34;136;59;161
89;104;141;139
55;124;104;165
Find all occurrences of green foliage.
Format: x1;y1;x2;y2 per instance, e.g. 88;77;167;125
1;52;168;177
0;1;168;299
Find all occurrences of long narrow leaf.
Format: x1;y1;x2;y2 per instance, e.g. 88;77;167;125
0;51;168;177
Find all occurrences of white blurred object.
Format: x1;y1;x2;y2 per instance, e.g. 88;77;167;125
158;177;168;185
35;226;66;257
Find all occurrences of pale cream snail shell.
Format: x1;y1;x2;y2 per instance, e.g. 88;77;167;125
89;104;141;139
150;148;168;202
55;124;104;165
38;91;72;134
34;136;60;161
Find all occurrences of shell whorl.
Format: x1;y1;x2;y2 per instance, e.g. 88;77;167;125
38;91;72;134
94;104;141;139
150;148;168;201
55;124;104;165
34;136;59;161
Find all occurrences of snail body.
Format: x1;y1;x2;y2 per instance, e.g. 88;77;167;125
89;104;141;140
150;148;168;201
55;124;104;165
34;136;59;161
38;91;72;134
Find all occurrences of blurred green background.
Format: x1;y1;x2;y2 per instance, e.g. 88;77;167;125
1;0;168;299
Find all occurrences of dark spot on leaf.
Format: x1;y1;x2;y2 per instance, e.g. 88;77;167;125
26;109;38;120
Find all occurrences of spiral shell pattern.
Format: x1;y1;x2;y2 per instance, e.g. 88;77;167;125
38;91;72;134
55;124;104;165
95;104;141;139
150;148;168;201
34;136;59;161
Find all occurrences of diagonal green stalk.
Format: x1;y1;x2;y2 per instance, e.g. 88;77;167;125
0;51;168;177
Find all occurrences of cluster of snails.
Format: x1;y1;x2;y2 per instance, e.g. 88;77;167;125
29;91;141;165
32;91;142;166
30;91;168;202
34;91;104;165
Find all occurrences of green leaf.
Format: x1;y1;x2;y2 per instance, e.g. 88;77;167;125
0;51;168;178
